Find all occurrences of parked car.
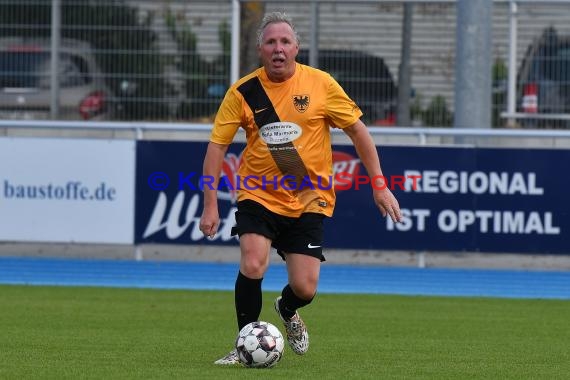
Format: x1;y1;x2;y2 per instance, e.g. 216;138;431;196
297;49;397;126
0;37;113;121
517;27;570;128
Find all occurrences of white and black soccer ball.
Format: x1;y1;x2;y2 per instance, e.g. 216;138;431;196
235;321;284;368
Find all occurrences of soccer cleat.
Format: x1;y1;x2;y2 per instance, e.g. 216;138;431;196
274;296;309;355
214;349;240;365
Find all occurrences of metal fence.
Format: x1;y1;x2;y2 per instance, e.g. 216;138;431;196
0;0;569;128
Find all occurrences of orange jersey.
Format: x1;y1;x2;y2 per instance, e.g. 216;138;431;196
210;63;362;217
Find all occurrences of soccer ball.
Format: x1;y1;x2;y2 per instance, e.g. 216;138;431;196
235;321;284;368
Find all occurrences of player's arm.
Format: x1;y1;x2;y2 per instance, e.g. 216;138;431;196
200;142;229;238
200;87;242;237
342;120;402;223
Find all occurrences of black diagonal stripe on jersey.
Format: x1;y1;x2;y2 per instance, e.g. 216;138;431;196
237;77;309;182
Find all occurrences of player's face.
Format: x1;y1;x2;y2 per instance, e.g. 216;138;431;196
258;22;299;82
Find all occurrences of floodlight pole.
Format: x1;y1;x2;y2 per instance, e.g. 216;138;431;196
454;0;493;130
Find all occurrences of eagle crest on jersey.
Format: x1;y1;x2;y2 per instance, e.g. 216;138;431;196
293;95;310;113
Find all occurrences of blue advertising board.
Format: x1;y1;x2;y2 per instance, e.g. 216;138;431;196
330;145;569;254
136;140;244;246
135;141;569;254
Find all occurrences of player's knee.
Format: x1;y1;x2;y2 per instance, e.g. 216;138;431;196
240;255;269;278
290;282;317;301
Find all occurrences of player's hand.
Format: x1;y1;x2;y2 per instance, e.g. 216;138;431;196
373;188;402;223
199;207;220;238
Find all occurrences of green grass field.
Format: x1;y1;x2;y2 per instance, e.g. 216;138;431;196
0;285;568;379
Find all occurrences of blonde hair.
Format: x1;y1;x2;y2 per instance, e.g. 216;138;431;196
256;12;300;47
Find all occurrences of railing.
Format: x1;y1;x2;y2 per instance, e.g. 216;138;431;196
3;120;570;146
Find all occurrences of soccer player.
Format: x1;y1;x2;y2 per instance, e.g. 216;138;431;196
199;11;402;365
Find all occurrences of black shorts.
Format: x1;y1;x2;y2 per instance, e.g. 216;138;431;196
231;200;326;262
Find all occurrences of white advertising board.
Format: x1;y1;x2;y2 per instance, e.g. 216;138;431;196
0;137;135;244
